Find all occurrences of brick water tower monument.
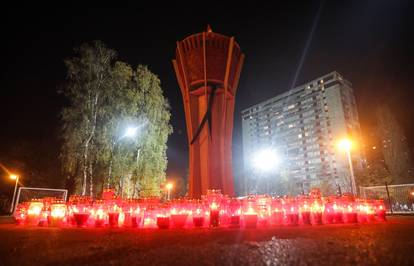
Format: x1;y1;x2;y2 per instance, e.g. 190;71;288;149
173;26;244;198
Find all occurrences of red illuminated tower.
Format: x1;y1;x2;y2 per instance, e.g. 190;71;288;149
172;26;244;198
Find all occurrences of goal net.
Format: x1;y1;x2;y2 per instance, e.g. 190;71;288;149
13;187;68;213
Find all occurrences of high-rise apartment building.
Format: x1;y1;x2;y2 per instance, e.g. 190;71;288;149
242;71;364;194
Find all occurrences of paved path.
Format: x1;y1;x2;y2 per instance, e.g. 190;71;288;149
0;216;413;265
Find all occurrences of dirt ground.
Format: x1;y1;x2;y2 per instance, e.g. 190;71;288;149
0;216;413;266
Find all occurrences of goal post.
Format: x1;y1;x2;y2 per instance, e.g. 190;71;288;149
13;187;68;214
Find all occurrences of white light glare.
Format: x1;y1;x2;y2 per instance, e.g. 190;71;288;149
252;149;279;172
124;126;138;138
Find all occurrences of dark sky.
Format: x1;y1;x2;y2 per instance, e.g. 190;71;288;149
1;2;413;192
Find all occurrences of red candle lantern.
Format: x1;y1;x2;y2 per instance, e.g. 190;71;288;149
256;195;271;227
48;200;67;227
332;200;344;223
285;198;299;226
229;199;241;227
131;205;143;228
170;200;189;229
210;202;220;227
92;200;107;227
156;204;170;229
323;197;334;224
270;197;284;225
375;199;386;221
102;188;116;200
344;202;358;223
26;200;44;226
356;199;368;223
206;189;223;227
192;200;205;228
14;203;28;225
141;198;162;228
299;198;311;225
108;204;120;227
72;197;91;227
243;196;258;228
364;200;376;222
310;199;324;225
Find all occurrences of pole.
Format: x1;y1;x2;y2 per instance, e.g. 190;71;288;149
385;181;393;214
346;149;357;195
10;176;19;214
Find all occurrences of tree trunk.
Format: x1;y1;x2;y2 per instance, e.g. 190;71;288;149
89;158;93;197
82;143;89;196
107;140;116;188
81;92;100;195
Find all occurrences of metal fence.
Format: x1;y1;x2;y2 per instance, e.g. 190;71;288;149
360;183;414;214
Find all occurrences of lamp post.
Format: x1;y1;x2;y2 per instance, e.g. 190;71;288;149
337;139;357;196
166;183;173;201
251;149;279;194
107;126;139;189
9;174;19;214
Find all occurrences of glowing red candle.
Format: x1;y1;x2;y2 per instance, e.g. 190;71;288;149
131;207;142;228
94;208;106;227
311;201;324;225
73;213;88;227
228;199;241;227
256;195;271;227
344;204;357;223
286;199;299;226
324;201;334;224
14;203;27;225
210;202;220;227
333;202;344;223
375;200;386;221
192;207;205;227
156;216;170;229
206;189;223;227
271;198;284;225
230;215;240;226
300;200;311;225
244;207;258;228
357;201;368;223
48;201;67;227
364;200;376;222
193;216;204;227
26;200;44;226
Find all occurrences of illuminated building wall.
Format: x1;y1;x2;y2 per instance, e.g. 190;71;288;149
242;71;364;194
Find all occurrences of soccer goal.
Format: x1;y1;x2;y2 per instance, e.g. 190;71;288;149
13;187;68;214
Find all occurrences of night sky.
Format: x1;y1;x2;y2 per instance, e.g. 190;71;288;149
1;2;413;193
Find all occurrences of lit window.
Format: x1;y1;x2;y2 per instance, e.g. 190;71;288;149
288;104;295;109
298;134;302;139
289;124;294;128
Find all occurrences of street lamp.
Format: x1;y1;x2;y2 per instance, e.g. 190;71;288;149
107;126;139;189
166;183;173;201
9;174;19;214
251;149;280;194
337;138;357;196
123;126;139;138
252;149;279;172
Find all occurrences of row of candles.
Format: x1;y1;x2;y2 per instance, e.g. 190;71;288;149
14;190;386;229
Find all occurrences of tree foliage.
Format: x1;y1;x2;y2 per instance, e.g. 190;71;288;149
60;41;172;197
375;104;414;184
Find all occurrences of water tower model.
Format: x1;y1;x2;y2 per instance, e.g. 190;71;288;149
172;26;244;198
